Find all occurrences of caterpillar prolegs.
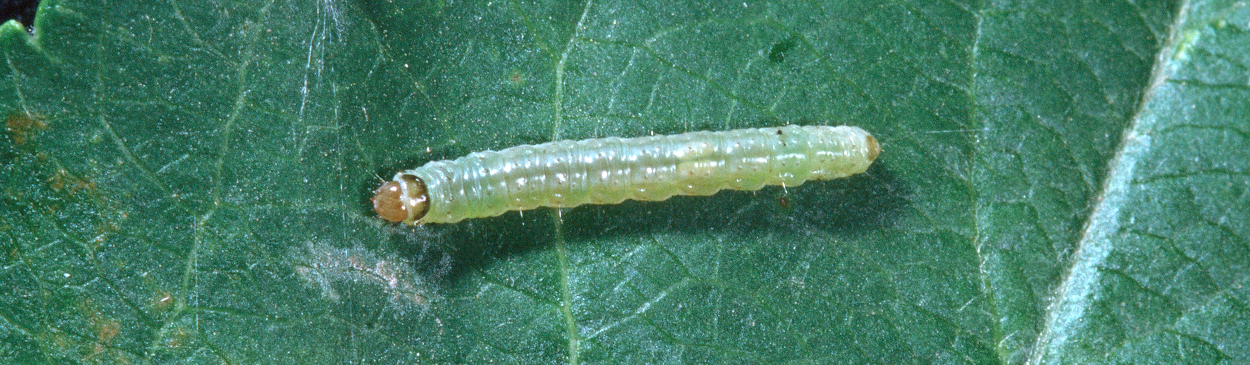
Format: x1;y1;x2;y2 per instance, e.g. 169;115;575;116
372;125;880;225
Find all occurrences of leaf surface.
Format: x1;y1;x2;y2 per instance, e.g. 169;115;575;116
0;0;1246;363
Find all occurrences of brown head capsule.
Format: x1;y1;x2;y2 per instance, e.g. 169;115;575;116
371;175;430;223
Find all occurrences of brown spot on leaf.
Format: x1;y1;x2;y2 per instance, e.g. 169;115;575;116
5;111;47;145
164;325;192;349
47;168;100;196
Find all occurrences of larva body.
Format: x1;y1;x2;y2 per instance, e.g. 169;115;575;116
372;125;880;225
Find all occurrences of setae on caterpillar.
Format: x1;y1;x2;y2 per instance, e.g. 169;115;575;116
372;125;880;225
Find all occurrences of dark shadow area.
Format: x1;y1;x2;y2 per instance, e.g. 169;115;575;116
768;37;798;64
0;0;38;34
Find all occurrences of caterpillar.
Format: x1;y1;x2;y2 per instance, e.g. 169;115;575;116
372;125;880;225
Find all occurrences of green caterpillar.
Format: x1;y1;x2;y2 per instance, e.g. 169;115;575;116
372;125;880;225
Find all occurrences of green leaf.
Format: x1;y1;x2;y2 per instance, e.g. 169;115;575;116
1;0;1246;363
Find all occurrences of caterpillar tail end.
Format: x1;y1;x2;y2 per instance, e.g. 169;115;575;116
372;175;430;224
865;134;881;162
